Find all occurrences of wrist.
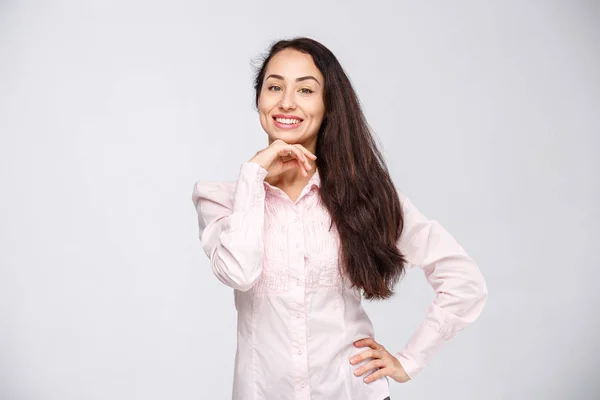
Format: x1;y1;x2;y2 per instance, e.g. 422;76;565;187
247;155;270;171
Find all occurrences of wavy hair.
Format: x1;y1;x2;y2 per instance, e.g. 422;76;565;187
253;37;406;300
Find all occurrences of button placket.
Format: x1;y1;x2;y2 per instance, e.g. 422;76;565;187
289;206;309;397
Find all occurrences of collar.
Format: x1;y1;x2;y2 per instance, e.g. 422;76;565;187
309;167;321;188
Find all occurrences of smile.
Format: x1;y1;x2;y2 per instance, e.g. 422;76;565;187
273;115;303;129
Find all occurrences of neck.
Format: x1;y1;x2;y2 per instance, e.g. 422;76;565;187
265;163;317;188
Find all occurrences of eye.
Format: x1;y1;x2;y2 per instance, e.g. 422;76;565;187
299;88;314;94
267;85;282;92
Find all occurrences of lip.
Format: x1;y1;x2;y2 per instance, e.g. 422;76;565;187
272;114;304;130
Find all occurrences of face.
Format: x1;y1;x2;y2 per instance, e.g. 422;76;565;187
257;49;326;150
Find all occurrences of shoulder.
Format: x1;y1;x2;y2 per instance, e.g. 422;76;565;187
191;179;237;212
395;189;411;212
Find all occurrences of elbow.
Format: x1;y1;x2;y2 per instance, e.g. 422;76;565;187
467;273;488;320
472;286;487;321
233;277;260;292
228;264;262;292
475;271;488;306
451;271;488;327
211;249;264;292
478;280;488;305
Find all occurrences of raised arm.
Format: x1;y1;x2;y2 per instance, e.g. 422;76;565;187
191;162;268;291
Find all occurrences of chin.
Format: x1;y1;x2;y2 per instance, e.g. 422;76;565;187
268;129;303;143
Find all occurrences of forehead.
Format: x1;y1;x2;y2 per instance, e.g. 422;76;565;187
265;49;324;81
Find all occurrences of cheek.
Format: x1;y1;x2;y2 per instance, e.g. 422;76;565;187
257;101;270;121
257;99;277;132
258;95;277;115
309;95;325;115
308;101;326;122
258;110;271;130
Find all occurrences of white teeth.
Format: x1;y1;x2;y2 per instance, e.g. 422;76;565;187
276;118;301;125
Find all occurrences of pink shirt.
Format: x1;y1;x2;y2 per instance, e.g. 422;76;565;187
192;161;487;400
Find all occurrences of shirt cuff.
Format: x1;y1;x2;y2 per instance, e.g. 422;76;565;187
394;321;446;379
233;162;268;212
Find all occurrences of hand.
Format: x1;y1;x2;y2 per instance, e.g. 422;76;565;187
350;338;411;384
248;139;317;179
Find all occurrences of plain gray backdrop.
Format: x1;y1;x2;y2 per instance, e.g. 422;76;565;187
1;0;598;399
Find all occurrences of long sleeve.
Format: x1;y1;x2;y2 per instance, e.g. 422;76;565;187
394;192;488;379
191;162;269;292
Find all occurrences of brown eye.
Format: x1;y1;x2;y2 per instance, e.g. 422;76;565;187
299;88;314;94
268;85;282;92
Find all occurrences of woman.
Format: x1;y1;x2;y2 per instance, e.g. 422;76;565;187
192;37;487;400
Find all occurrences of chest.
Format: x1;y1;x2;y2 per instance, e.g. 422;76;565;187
252;191;345;294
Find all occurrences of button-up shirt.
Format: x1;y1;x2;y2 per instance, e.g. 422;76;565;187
192;162;487;400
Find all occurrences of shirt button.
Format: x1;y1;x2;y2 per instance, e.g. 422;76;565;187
296;312;301;318
300;382;305;388
294;217;299;222
297;348;303;355
296;279;300;286
295;243;300;248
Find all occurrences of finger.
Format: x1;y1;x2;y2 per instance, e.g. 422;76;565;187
293;143;317;160
354;338;380;350
278;146;296;158
349;349;380;365
281;159;303;175
293;145;310;169
353;359;386;377
275;144;312;174
277;146;304;168
363;367;390;383
288;146;311;172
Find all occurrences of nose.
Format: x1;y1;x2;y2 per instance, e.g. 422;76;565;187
278;90;296;110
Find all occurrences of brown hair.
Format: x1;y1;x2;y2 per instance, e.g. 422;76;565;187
253;37;406;300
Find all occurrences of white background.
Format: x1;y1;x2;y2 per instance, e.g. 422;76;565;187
1;0;599;399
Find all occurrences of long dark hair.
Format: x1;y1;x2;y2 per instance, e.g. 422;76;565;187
253;37;406;300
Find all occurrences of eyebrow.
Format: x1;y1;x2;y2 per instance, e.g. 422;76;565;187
265;74;321;86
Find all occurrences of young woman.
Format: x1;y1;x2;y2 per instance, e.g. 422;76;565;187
192;37;487;400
